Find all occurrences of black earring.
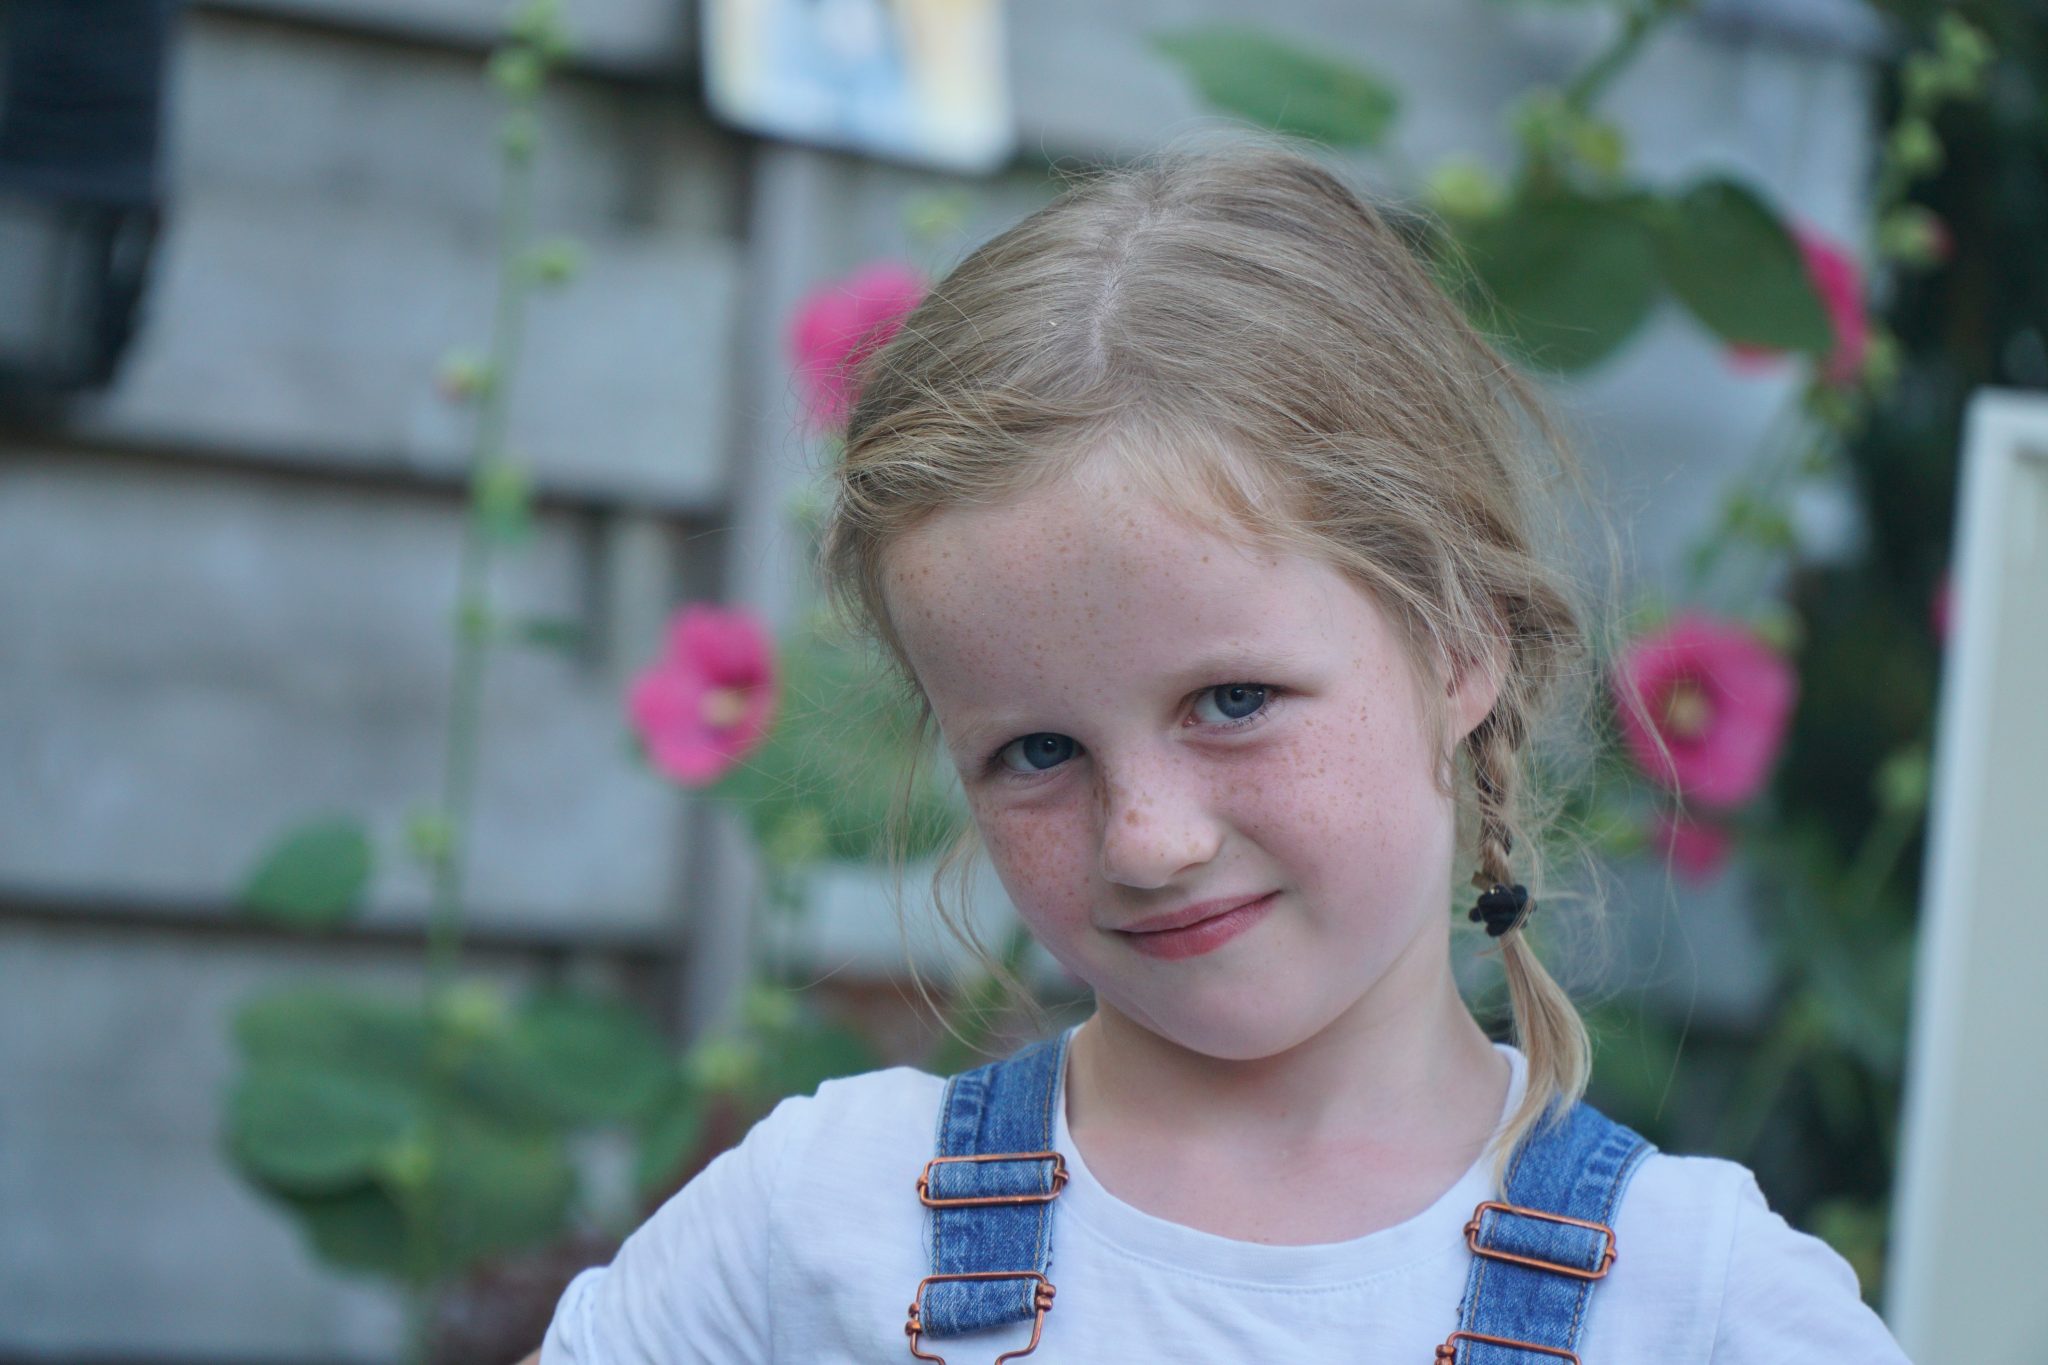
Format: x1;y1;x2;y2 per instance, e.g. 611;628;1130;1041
1469;883;1531;937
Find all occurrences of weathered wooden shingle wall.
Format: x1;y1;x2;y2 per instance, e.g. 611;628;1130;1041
1;1;1880;1358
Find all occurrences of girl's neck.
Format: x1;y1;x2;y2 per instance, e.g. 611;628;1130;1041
1067;957;1506;1158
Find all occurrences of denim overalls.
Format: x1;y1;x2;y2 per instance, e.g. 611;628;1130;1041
904;1028;1653;1364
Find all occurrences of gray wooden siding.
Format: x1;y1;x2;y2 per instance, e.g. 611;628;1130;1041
1;0;1881;1358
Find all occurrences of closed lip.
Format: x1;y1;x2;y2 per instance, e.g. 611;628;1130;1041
1114;892;1275;936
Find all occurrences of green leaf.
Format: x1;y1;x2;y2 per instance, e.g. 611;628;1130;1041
269;1114;575;1285
228;1066;417;1193
1650;178;1833;353
1808;940;1912;1075
469;991;677;1126
1807;1196;1888;1307
241;818;374;929
751;1012;879;1106
289;1184;419;1281
634;1074;707;1196
1152;27;1399;148
429;1111;576;1268
229;984;586;1285
233;990;431;1083
1582;1003;1684;1137
1450;194;1660;372
511;615;586;655
714;633;965;867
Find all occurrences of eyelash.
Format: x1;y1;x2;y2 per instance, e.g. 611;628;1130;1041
982;683;1283;781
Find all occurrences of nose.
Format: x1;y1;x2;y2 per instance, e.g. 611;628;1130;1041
1095;751;1223;890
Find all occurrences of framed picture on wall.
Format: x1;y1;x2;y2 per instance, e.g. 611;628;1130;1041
702;0;1014;173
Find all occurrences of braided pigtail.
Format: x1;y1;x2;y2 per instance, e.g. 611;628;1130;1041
1467;705;1590;1183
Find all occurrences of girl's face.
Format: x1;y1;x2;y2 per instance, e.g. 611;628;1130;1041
881;465;1497;1062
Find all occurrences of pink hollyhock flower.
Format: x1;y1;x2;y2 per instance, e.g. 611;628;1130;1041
626;605;778;786
1727;226;1869;388
788;261;925;428
1612;613;1798;808
1651;808;1734;885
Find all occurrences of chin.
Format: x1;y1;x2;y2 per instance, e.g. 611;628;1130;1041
1113;987;1339;1063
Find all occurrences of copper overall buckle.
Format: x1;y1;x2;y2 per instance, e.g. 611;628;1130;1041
1434;1330;1582;1363
906;1150;1067;1360
1461;1200;1618;1279
916;1151;1069;1208
904;1271;1056;1364
1434;1201;1618;1361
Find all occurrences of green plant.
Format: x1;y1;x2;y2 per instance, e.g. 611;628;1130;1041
219;5;665;1354
221;14;985;1346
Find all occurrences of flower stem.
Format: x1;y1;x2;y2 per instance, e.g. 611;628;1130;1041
1559;0;1693;117
1833;786;1924;925
407;37;547;1342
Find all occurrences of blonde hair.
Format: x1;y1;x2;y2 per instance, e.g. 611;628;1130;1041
816;139;1602;1173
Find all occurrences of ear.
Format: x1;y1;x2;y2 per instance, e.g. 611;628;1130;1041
1446;635;1506;746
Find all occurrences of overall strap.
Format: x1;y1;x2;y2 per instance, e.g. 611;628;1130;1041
1438;1101;1655;1364
905;1028;1074;1361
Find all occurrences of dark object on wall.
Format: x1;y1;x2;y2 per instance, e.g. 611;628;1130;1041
0;0;170;400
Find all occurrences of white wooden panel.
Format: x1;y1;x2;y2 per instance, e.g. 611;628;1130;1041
73;186;739;507
0;453;693;934
1889;390;2048;1363
59;13;743;505
169;13;737;235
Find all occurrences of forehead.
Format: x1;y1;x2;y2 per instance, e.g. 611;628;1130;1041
879;473;1360;701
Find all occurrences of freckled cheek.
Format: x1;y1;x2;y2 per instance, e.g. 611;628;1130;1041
976;804;1098;932
1231;723;1446;862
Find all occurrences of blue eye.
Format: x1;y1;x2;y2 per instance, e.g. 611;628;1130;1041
987;684;1276;779
995;733;1076;774
1196;683;1269;724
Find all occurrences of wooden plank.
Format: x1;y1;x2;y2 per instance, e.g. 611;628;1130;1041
189;0;696;71
0;452;698;933
167;14;739;236
47;13;744;507
72;185;739;508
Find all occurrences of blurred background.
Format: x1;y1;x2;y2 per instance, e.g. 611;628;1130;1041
1;0;2040;1361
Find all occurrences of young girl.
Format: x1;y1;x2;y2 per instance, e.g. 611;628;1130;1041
529;144;1909;1363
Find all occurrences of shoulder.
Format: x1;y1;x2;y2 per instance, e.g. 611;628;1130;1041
739;1064;949;1220
759;1063;948;1169
539;1066;947;1364
648;1063;946;1216
1608;1149;1906;1362
1614;1148;1753;1246
797;1063;949;1130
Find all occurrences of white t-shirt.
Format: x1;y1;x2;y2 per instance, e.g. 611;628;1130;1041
541;1044;1907;1363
